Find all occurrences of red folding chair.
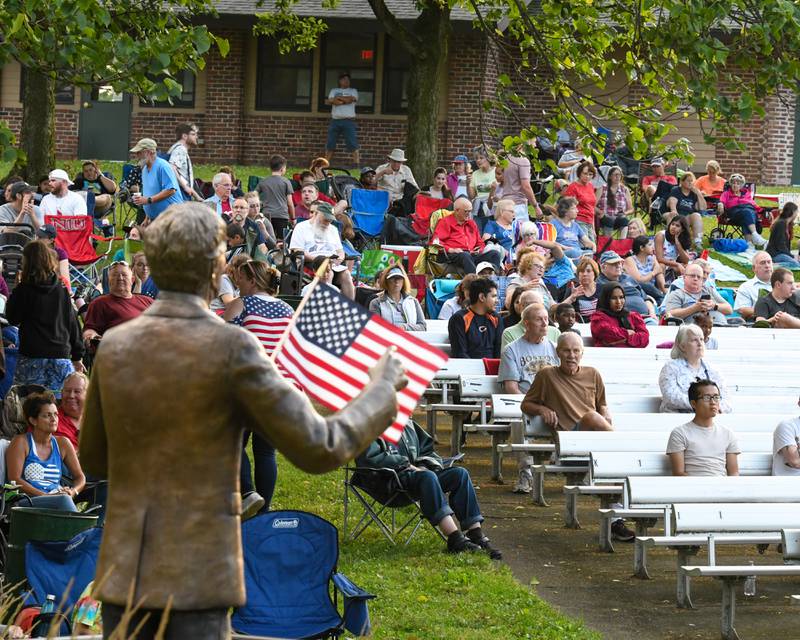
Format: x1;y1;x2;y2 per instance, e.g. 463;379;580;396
45;215;116;289
412;196;452;238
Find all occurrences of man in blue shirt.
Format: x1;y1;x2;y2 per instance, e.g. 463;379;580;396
130;138;183;220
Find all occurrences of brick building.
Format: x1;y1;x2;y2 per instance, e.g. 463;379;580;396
0;0;797;184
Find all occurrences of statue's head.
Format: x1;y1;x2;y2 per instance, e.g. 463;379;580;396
144;203;227;299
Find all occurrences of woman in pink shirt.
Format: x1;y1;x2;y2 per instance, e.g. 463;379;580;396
562;161;598;242
718;173;767;248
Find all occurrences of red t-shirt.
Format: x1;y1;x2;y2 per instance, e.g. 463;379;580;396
220;200;232;214
83;294;154;335
433;215;484;252
562;181;597;225
56;406;79;449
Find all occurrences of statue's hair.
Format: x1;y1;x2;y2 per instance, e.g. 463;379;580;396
144;203;226;295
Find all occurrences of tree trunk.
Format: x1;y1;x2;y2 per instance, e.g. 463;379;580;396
405;6;450;184
16;69;56;183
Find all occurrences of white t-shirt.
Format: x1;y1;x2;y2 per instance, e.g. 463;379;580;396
328;87;358;119
210;274;236;311
497;336;559;393
40;191;88;216
666;421;741;476
772;417;800;476
289;219;344;258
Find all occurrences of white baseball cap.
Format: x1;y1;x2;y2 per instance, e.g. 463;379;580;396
48;169;73;185
475;261;497;274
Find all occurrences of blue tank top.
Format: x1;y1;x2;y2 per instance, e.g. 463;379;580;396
23;433;62;493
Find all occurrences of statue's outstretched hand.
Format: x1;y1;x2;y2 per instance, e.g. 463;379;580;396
369;347;408;392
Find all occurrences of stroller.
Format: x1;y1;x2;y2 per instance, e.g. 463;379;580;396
0;223;35;294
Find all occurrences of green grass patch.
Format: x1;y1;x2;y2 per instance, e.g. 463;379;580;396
261;454;600;639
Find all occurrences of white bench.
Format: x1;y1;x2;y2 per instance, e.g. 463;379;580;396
672;503;800;614
631;476;800;579
594;454;774;553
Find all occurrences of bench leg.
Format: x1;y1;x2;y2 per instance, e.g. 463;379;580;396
450;413;463;456
633;539;651;580
490;433;505;483
676;547;700;609
720;577;742;640
427;408;437;443
531;468;549;507
599;515;615;553
635;518;658;539
564;491;581;529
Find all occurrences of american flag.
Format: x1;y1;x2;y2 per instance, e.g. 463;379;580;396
273;284;448;443
236;297;294;355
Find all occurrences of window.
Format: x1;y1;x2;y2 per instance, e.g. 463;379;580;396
383;37;411;114
140;70;196;108
319;33;377;113
255;37;313;111
19;68;75;105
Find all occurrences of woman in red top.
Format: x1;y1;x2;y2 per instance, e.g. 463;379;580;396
562;161;598;242
590;282;649;348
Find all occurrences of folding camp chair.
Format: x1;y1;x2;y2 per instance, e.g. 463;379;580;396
44;215;115;290
350;189;390;250
231;511;375;639
22;526;102;636
412;195;452;238
0;223;35;294
343;465;446;546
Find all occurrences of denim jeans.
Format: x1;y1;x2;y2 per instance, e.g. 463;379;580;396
402;466;483;529
240;431;277;510
326;118;359;151
28;494;77;512
772;253;800;268
726;204;758;234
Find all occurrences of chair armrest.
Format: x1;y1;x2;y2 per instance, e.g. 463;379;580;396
333;572;376;601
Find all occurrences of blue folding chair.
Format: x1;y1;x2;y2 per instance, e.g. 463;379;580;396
231;510;375;639
350;189;390;249
23;527;103;635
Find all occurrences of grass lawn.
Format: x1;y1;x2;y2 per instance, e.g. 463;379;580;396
263;454;600;640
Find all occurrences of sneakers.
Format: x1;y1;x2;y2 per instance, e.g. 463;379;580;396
610;519;635;542
751;233;768;247
241;491;266;520
447;532;482;555
468;533;503;560
513;468;533;494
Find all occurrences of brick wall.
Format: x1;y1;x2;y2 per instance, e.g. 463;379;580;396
760;88;796;186
0;106;79;158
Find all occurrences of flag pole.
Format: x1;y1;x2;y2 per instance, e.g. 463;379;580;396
270;258;330;363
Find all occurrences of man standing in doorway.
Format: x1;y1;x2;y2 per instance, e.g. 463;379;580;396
169;123;202;201
325;72;359;167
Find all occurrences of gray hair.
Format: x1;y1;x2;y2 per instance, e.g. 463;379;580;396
212;172;231;187
521;302;547;323
144;202;226;296
556;331;583;351
670;324;704;360
62;371;89;388
494;198;515;220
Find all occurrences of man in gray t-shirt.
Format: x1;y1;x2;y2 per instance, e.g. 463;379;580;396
666;379;740;476
498;303;559;393
0;181;42;229
664;264;731;325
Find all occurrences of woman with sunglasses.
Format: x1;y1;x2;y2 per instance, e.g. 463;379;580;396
224;260;294;515
7;240;85;394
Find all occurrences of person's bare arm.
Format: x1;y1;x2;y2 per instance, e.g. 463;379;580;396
520;179;541;213
725;452;739;476
694;188;707;211
222;297;244;322
599;405;612;423
780;444;800;469
520;398;558;428
666;196;678;215
6;436;46;496
59;438;85;495
503;380;521;394
668;451;687;476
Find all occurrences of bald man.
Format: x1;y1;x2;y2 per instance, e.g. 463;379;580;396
521;332;613;432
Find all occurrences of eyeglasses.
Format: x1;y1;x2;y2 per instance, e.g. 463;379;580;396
685;274;703;279
248;203;260;209
697;394;721;403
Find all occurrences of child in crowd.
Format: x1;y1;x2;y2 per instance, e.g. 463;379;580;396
470;149;497;223
446;154;472;200
425;167;454;200
554;302;579;334
694;312;718;350
489;165;505;211
256;154;295;241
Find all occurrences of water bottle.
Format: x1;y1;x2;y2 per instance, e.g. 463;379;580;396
40;595;55;614
743;561;756;597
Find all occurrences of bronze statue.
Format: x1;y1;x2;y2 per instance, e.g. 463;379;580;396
80;202;406;639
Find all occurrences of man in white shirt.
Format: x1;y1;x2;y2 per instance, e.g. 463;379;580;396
324;72;359;167
168;123;202;201
772;400;800;475
498;303;559;394
666;379;740;476
376;149;417;202
733;251;773;320
40;169;88;216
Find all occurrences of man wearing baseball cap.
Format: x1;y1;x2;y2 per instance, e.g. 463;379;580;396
359;167;377;190
0;181;42;228
129;138;184;221
596;250;654;317
40;169;88;216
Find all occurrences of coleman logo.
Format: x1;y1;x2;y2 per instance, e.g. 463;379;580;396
272;518;299;529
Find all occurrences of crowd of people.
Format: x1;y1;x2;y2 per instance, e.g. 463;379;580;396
2;121;800;633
